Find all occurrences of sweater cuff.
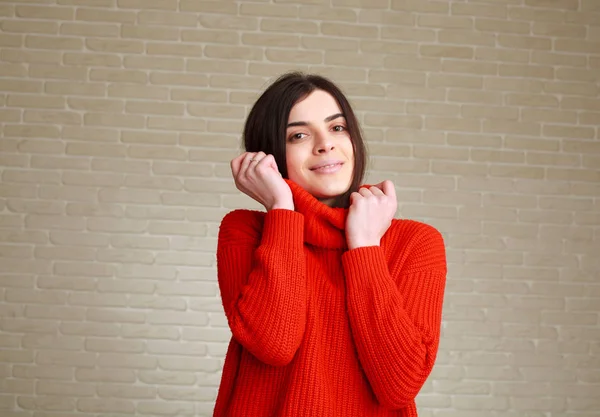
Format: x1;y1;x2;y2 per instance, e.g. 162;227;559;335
261;209;304;248
342;246;390;290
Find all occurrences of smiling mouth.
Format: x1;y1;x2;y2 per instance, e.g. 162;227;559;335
310;162;343;173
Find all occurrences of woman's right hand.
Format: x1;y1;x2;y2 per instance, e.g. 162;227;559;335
230;152;294;211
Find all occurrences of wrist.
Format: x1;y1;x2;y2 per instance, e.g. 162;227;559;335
268;200;294;211
347;239;380;250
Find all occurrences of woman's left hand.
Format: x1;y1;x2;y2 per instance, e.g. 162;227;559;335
346;180;398;250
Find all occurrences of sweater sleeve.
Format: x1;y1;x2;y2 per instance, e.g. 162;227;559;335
341;221;447;409
217;209;307;367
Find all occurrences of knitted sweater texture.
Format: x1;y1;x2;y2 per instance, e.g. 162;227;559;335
214;180;447;417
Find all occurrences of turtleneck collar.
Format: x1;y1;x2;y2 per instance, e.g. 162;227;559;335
285;179;349;250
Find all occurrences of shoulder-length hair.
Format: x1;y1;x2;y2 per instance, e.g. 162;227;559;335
243;72;367;208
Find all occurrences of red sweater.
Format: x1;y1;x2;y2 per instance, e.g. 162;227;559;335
214;180;447;417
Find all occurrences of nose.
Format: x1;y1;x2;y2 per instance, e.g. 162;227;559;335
313;130;334;154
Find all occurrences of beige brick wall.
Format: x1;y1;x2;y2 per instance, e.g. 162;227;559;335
0;0;598;415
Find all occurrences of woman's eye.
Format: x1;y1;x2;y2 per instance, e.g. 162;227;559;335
333;125;346;132
290;132;306;141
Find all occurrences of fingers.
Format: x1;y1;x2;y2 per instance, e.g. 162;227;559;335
230;153;246;177
382;180;396;199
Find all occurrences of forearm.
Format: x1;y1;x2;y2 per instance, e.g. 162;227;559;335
343;246;446;408
218;209;307;366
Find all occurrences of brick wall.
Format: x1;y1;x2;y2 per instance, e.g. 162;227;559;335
0;0;599;415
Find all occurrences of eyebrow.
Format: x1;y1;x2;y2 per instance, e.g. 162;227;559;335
287;113;345;128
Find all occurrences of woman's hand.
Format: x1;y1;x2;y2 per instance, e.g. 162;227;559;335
346;180;397;250
230;152;294;211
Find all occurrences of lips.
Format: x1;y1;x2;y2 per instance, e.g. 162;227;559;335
309;160;343;171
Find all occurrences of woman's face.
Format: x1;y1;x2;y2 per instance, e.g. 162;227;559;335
285;89;355;206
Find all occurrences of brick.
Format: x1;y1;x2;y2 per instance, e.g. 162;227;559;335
451;2;507;17
77;398;136;413
7;94;65;110
266;49;322;64
429;74;482;89
107;84;167;100
305;6;357;22
121;24;179;41
91;68;147;83
471;149;524;164
414;146;469;162
489;165;545;179
170;88;227;103
387;85;445;101
508;6;564;22
243;32;299;48
547;168;600;182
127;144;187;161
498;34;551;50
580;112;600;125
125;100;184;116
24;110;81;125
555;39;600;54
240;2;296;18
0;34;22;47
525;0;579;9
200;14;258;31
6;199;64;215
322;22;378;38
36;351;96;368
562;97;600;111
16;5;74;20
187;58;246;75
66;142;128;157
1;19;58;34
60;22;119;37
475;18;530;34
442;59;497;75
448;89;502;105
546;80;598;98
533;22;586;38
438;29;496;46
183;29;239;45
204;44;262;60
13;364;73;380
180;0;237;14
544;124;595;139
59;0;114;4
123;175;183;192
419;15;473;29
118;0;177;9
138;10;197;26
147;116;207;132
85;337;145;353
507;93;558;108
425;117;481;132
382;26;436;42
521;108;577;124
485;77;544;93
360;40;415;55
137;402;195;416
533;51;587;67
462;105;518;120
63;52;121;67
475;47;529;63
76;8;136;23
86;38;144;53
421;45;473;59
365;113;422;129
84;112;145;129
392;0;449;13
1;49;60;64
25;35;82;50
500;63;554;79
121;130;177;145
261;18;318;34
447;133;502;148
46;81;105;96
367;69;425;86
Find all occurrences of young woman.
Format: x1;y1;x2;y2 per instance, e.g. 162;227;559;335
214;72;447;417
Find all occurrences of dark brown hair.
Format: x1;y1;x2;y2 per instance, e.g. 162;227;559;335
243;72;367;208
